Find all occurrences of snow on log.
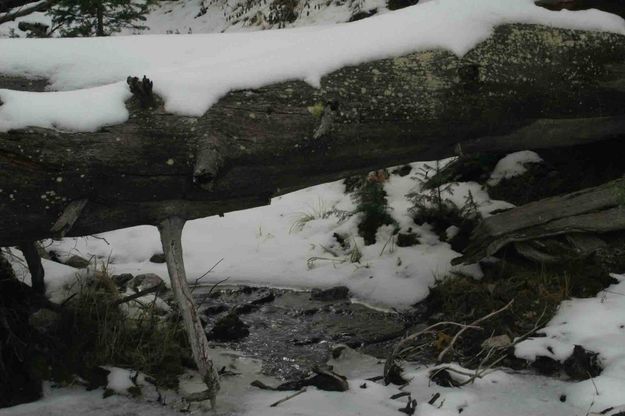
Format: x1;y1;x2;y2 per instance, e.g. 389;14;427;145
1;23;625;246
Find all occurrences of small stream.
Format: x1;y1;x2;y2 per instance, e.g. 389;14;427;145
194;285;420;380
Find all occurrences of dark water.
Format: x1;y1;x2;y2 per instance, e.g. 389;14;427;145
194;285;410;380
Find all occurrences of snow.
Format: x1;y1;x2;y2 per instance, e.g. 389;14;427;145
3;348;619;416
6;248;82;303
2;0;624;132
39;161;502;307
105;367;139;394
488;150;543;186
515;274;625;411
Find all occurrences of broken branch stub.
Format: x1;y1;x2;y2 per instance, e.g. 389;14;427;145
127;75;156;108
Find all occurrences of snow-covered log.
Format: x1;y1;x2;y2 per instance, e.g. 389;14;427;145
1;23;625;246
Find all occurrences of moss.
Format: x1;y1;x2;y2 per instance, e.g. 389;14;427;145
307;102;325;118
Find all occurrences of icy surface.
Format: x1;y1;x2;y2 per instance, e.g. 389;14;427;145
1;0;624;131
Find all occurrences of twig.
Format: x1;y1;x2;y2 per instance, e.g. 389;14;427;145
437;300;514;362
0;0;55;25
269;388;307;407
196;276;231;309
113;283;164;306
191;258;224;287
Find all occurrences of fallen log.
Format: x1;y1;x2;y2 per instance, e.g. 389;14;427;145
1;23;625;247
2;22;625;403
455;178;625;264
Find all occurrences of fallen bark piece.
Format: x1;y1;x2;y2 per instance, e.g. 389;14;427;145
251;366;348;392
456;179;625;264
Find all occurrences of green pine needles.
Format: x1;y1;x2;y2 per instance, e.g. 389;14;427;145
50;0;154;36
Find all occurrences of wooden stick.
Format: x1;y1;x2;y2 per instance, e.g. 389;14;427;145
270;388;307;407
113;282;164;306
437;300;514;362
158;216;220;407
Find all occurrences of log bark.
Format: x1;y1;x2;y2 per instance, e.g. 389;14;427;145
455;178;625;264
158;216;220;405
1;24;625;246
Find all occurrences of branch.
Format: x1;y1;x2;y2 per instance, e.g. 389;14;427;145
0;0;55;25
113;282;164;306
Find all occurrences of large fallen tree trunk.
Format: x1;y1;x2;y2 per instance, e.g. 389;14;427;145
1;23;625;247
2;22;625;405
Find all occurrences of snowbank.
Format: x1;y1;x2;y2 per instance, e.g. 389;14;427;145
515;274;625;411
1;0;624;132
31;160;515;307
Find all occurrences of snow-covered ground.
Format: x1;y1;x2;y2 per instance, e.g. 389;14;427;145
7;151;625;414
9;159;513;307
4;297;625;416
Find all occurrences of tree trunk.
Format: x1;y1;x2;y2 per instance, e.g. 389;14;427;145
158;217;220;406
95;3;104;36
17;241;45;294
1;24;625;246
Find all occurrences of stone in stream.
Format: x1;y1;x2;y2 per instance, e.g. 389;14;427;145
149;253;166;263
207;313;250;341
310;286;350;301
128;273;164;292
112;273;134;289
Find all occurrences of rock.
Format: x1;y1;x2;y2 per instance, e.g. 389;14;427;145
348;9;377;22
304;366;349;392
429;368;462;387
233;303;260;315
129;273;164;292
250;291;276;305
253;366;349;392
112;273;134;289
149;253;166;263
207;313;250;341
481;334;512;350
203;304;229;316
311;286;350;301
396;232;419;247
563;345;602;380
64;255;91;269
532;356;561;376
391;165;412;177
